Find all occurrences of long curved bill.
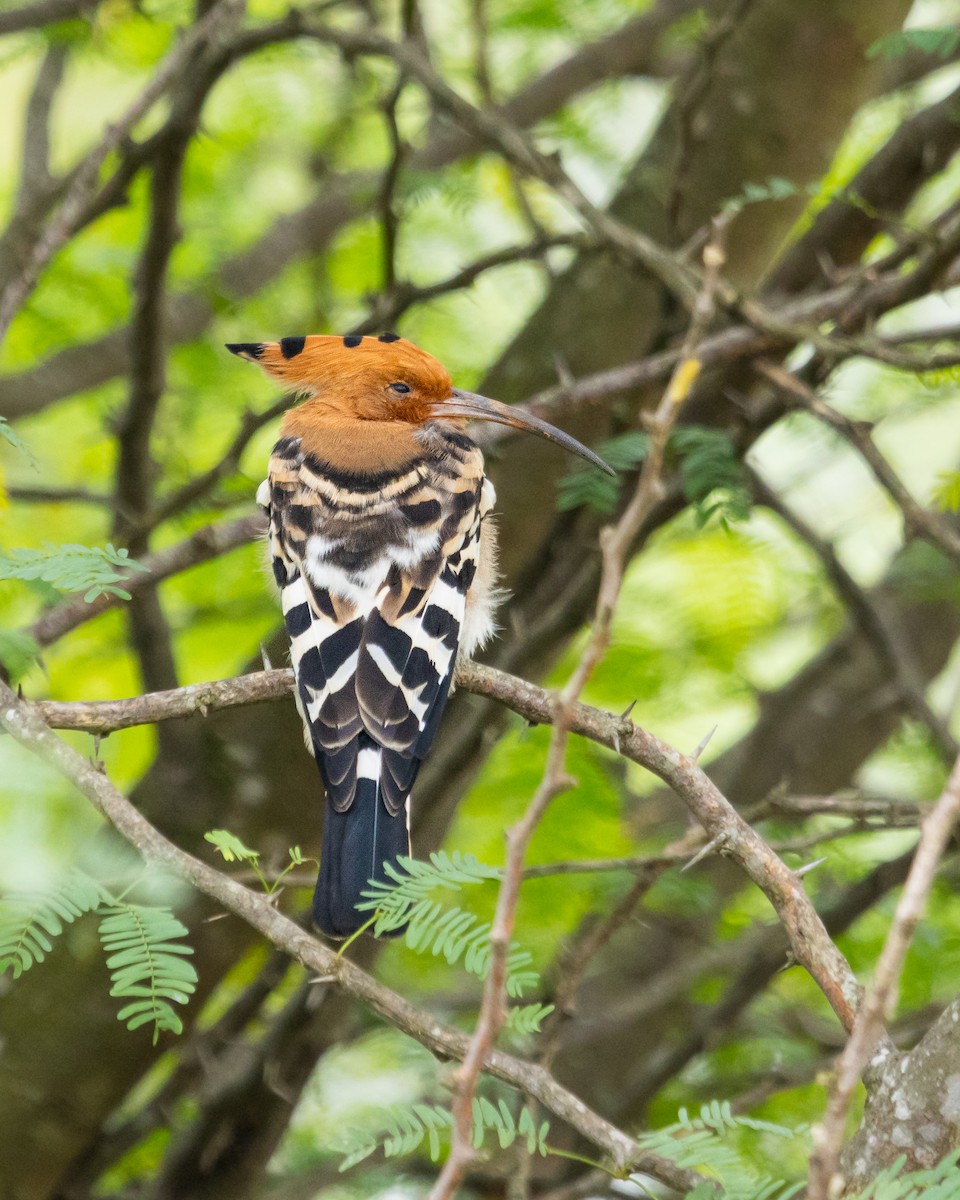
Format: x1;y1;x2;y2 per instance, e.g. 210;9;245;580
433;388;615;477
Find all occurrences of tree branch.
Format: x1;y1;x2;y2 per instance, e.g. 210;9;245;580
0;677;708;1195
0;0;96;35
28;512;265;648
0;0;241;346
25;650;861;1035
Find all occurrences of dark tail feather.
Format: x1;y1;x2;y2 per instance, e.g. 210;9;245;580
312;774;410;939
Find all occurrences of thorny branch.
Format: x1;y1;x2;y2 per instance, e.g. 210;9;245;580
0;677;708;1197
13;651;871;1181
430;224;726;1200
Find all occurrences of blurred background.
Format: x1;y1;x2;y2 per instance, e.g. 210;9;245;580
4;0;960;1196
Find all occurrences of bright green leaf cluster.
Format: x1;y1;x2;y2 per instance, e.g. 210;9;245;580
0;870;197;1044
99;904;197;1044
205;828;315;895
846;1150;960;1200
0;543;146;602
0;869;105;976
557;430;649;513
338;1093;549;1173
357;851;546;1005
672;426;752;529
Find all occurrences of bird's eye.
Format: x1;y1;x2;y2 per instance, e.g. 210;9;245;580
389;382;411;395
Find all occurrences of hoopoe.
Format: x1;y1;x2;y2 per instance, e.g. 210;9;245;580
227;333;612;938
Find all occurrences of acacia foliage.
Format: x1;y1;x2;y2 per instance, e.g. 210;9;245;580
3;0;960;1196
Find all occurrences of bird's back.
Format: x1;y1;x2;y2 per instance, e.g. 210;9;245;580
260;418;497;935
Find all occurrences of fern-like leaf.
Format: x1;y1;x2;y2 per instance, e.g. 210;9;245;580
357;854;541;996
846;1150;960;1200
504;1001;555;1035
357;851;500;934
557;431;649;513
0;542;146;601
671;426;751;528
338;1093;548;1173
0;871;106;977
98;903;198;1043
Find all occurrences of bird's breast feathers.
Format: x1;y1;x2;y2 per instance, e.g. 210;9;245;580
258;421;499;813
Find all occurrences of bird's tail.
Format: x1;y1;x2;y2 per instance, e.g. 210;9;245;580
312;740;411;939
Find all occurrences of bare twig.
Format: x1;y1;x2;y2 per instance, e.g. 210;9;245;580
0;0;240;345
808;754;960;1200
6;485;110;506
537;867;663;1073
750;466;959;760
756;361;960;572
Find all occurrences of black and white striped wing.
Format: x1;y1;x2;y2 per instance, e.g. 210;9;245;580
260;435;485;815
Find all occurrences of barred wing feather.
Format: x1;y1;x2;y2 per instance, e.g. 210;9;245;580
261;431;486;936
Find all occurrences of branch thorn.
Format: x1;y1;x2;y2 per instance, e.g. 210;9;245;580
691;723;718;762
682;833;725;872
796;856;828;878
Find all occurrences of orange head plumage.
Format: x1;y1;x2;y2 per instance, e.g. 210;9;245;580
226;332;614;474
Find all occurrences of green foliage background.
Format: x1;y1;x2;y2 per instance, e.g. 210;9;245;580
4;0;960;1194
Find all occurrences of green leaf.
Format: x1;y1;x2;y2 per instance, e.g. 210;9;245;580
204;828;260;864
671;426;751;529
0;543;146;601
723;175;815;213
867;28;960;61
355;852;540;996
98;903;198;1044
505;1001;555;1034
932;471;960;513
0;870;106;978
0;416;36;466
557;431;649;513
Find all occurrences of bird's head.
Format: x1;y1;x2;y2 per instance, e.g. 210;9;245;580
226;333;613;475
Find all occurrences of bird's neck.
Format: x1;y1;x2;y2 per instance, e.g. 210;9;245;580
281;404;422;476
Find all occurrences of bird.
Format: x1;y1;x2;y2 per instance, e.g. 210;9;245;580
227;332;613;938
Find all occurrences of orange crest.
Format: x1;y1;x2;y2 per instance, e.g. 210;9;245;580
226;333;452;422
